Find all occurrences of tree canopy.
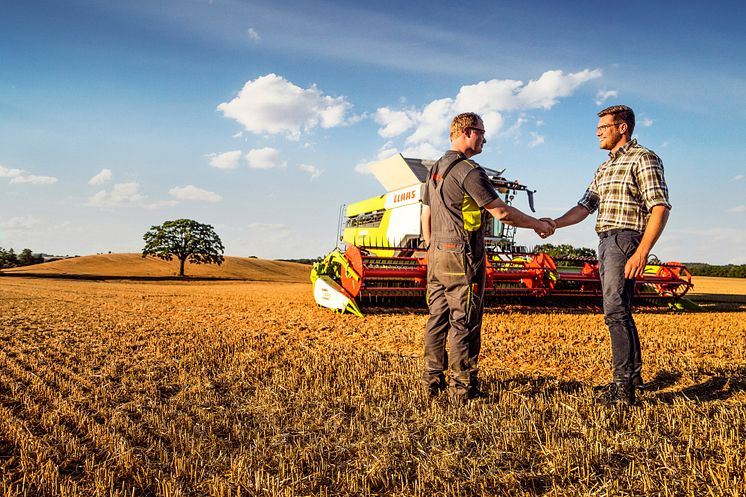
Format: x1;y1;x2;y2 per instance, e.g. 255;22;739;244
142;219;224;277
0;247;43;269
533;243;597;263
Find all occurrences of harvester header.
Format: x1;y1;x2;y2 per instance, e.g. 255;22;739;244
311;154;694;315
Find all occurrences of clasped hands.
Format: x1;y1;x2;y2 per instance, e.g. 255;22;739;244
535;217;556;239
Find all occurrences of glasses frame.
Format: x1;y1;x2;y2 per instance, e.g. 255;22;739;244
466;127;486;136
597;122;625;133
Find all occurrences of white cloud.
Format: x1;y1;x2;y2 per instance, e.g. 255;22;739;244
515;69;603;109
595;89;618;106
0;165;23;179
87;182;144;207
354;159;375;175
528;132;545;148
298;163;323;179
246;147;286;169
640;117;654;127
87;182;178;209
374;108;416;138
1;165;57;185
401;142;442;160
727;205;746;213
247;27;261;42
0;216;40;232
733;174;744;181
89;168;112;185
377;142;399;159
169;185;222;202
217;73;354;140
206;150;242;169
376;69;602;154
10;174;57;185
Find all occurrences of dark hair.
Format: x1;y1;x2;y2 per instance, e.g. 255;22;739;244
598;105;635;135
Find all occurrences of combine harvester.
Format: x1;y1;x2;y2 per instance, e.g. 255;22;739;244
311;154;694;316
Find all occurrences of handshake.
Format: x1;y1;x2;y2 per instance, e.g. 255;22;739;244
534;218;557;239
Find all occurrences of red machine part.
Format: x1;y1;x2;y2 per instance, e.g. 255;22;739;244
485;253;558;298
341;245;427;300
337;246;693;306
649;262;693;297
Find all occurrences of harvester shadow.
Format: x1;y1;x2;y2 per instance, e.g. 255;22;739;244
686;296;746;313
651;366;746;403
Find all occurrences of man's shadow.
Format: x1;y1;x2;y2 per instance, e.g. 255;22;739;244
474;367;745;404
650;366;746;403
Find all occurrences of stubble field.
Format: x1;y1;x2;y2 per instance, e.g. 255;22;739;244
1;274;745;496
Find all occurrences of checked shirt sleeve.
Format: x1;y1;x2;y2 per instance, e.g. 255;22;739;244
577;175;600;214
635;152;671;211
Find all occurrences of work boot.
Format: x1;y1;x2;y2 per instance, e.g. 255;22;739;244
424;376;446;399
596;382;636;406
467;384;486;400
631;374;644;388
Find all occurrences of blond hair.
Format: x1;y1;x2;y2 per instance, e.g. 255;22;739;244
450;112;482;141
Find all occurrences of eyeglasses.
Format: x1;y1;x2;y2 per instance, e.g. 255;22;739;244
597;122;624;133
467;127;486;136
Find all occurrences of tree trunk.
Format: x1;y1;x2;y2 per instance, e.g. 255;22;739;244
179;257;186;277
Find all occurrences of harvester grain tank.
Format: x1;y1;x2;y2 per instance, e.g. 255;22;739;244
311;154;693;315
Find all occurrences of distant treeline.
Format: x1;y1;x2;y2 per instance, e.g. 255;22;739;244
277;258;320;265
685;263;746;278
0;247;44;269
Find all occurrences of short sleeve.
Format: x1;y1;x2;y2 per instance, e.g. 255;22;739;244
463;168;499;207
635;152;671;211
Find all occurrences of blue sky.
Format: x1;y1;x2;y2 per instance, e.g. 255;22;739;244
1;0;744;264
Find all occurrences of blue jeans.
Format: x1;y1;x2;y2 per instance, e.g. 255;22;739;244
598;230;643;385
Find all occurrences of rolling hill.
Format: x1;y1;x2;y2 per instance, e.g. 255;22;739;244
0;253;311;282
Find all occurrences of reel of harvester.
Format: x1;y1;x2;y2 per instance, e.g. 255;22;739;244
311;153;696;316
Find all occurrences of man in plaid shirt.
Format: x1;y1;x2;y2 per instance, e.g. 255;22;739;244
548;105;671;406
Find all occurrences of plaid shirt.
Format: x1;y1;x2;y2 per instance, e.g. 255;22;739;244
578;139;671;233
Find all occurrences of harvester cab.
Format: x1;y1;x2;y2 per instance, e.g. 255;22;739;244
311;154;694;316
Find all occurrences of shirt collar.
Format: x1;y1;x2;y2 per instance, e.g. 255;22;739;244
608;138;637;159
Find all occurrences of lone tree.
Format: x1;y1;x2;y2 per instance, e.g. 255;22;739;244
142;219;224;277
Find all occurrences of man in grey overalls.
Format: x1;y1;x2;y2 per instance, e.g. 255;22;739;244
421;112;555;404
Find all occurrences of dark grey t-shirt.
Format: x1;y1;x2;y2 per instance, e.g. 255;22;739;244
423;150;498;245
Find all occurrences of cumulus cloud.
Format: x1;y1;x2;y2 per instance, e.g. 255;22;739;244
169;185;222;202
374;108;416;138
217;73;354;140
87;182;177;209
355;144;408;174
0;216;40;232
246;147;285;169
595;89;618;106
354;159;374;175
376;69;602;154
298;164;323;179
88;168;112;185
728;205;746;213
206;150;242;169
640;117;654;127
247;27;261;42
0;165;57;185
733;174;744;181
